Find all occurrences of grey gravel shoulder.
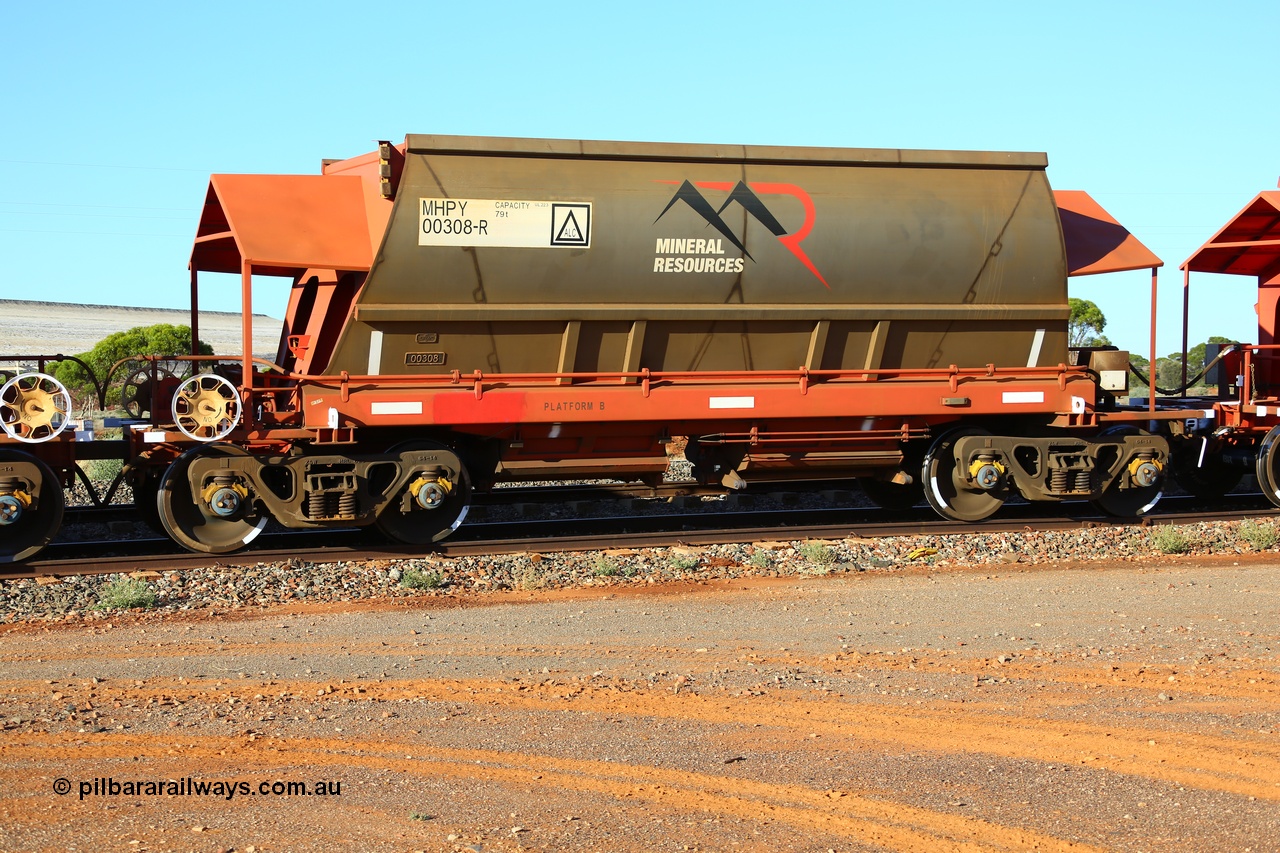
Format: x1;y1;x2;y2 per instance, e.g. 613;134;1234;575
4;517;1276;623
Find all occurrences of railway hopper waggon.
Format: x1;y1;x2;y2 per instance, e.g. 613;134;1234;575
143;134;1172;554
17;134;1272;561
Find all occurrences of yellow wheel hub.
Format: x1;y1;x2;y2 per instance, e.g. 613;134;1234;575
181;387;232;428
14;387;58;431
0;373;72;443
171;374;242;442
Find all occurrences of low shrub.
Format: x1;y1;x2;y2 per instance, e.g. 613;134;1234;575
1239;519;1278;551
95;577;157;610
400;569;444;590
799;542;837;565
517;566;549;590
1150;525;1193;555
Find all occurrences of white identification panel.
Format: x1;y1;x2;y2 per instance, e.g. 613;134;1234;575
418;198;591;248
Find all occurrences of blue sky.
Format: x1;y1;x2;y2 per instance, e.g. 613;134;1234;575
3;1;1276;357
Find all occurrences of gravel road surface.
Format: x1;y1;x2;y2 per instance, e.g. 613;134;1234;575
1;556;1277;852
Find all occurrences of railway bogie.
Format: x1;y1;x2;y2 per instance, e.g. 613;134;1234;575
152;439;474;554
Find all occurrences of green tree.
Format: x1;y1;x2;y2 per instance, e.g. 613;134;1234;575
1185;335;1237;379
1155;355;1184;393
1143;336;1238;394
53;324;212;409
1125;351;1151;396
1068;298;1111;347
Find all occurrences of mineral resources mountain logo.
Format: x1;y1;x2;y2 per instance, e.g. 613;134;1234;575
653;180;828;287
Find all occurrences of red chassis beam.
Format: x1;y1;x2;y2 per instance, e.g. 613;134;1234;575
291;364;1099;432
123;356;1231;456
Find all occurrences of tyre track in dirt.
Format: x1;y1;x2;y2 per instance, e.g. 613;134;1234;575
5;636;1277;706
2;562;1278;851
6;671;1275;802
5;731;1104;853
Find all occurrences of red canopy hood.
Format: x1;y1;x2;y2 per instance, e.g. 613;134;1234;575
1181;191;1280;281
189;173;376;277
1054;190;1163;276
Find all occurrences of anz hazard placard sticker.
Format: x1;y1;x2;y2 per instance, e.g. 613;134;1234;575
418;199;591;248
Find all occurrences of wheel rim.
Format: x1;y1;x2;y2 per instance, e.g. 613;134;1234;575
1255;425;1280;507
0;449;65;563
921;427;1007;522
157;445;267;554
172;374;241;442
1092;426;1164;517
121;366;174;420
375;441;472;545
0;373;72;443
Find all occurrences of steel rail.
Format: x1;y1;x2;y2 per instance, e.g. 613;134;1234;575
59;476;869;525
9;496;1278;582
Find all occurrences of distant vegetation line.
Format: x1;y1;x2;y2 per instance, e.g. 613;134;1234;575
0;298;278;320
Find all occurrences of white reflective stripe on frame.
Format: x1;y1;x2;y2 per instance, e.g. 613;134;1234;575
370;401;423;415
709;396;755;409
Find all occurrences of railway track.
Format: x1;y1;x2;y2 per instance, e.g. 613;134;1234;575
9;493;1278;581
59;477;865;524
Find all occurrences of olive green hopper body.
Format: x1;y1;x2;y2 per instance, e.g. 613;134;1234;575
325;136;1068;381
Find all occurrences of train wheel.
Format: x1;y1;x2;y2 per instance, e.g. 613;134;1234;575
172;374;241;442
1254;425;1280;507
858;477;924;510
0;373;72;443
0;449;65;563
1171;441;1242;500
376;441;472;546
921;427;1008;522
121;365;174;420
1092;426;1164;517
157;445;267;554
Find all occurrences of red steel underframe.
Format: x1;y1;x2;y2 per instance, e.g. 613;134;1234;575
297;365;1097;432
197;361;1219;438
168;261;1248;446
